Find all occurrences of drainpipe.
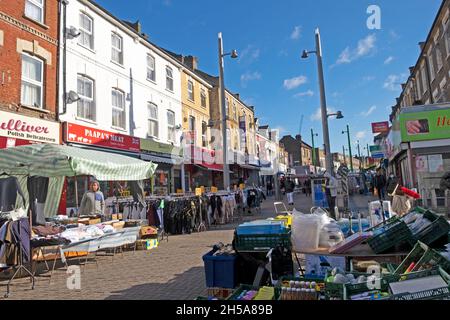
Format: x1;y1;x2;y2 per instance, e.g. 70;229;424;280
59;0;69;119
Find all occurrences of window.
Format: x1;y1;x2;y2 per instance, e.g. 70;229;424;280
443;15;450;57
147;54;156;82
202;121;207;148
187;80;194;101
147;102;158;138
225;97;229;115
233;103;237;120
111;33;123;65
111;89;126;129
25;0;44;24
427;48;435;82
166;66;174;91
189;116;195;145
167;110;175;142
21;53;44;108
421;64;428;94
79;12;93;50
436;44;443;71
416;75;422;99
77;75;95;121
200;88;207;108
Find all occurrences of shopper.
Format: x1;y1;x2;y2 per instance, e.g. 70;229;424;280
324;172;337;219
266;181;273;197
285;177;295;206
305;179;311;197
79;180;105;216
374;168;387;200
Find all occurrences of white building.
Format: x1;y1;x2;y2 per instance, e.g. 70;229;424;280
58;0;184;198
257;125;280;187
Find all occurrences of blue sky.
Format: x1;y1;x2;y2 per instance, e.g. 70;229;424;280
97;0;442;153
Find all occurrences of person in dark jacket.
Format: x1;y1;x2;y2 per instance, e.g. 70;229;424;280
374;169;387;200
285;177;295;206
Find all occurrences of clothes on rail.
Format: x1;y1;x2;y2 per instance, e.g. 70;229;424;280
0;176;27;212
0;217;31;267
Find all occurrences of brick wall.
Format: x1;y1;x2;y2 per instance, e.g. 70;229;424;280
0;0;59;120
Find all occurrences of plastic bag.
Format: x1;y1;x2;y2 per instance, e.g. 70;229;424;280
291;209;321;252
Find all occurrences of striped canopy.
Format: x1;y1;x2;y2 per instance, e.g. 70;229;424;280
0;144;156;181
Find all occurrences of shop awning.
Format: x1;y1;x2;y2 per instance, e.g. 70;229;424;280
195;163;224;172
0;144;157;181
238;164;261;170
140;153;183;165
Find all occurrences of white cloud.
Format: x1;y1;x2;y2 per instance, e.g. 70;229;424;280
363;76;375;82
336;34;377;65
310;107;336;121
290;26;302;40
283;75;307;90
239;45;260;64
240;71;262;87
294;90;314;98
356;131;367;139
384;56;394;65
360;105;377;117
383;73;408;91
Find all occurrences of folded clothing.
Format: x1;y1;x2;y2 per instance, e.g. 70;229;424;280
32;225;65;237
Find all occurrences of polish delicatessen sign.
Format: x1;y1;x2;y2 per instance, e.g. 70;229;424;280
64;122;140;152
0;110;60;144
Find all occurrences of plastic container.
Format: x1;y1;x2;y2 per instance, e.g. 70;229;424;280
338;218;371;235
369;201;394;226
236;220;285;235
367;218;414;254
407;210;450;247
234;230;291;252
291;211;321;252
203;250;237;288
319;223;345;248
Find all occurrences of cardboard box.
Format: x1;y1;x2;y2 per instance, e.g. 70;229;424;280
89;218;101;225
140;226;158;237
113;221;125;230
136;239;159;250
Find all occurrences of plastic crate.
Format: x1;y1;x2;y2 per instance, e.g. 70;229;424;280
234;230;291;252
367;218;413;254
236;220;285;235
408;210;450;247
394;241;450;275
227;284;260;300
202;250;237;289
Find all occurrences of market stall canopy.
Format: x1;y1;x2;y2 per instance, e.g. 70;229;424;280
0;144;157;181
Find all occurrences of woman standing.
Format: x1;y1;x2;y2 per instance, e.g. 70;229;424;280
79;180;105;216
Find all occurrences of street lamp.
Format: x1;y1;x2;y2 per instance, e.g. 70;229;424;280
302;28;334;176
218;32;238;191
341;125;353;172
311;129;319;173
327;111;344;119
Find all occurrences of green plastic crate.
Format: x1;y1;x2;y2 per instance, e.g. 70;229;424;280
227;284;260;300
367;218;413;254
407;210;450;247
233;230;291;252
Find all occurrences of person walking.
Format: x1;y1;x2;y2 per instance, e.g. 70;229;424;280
324;172;337;219
266;181;273;197
305;179;311;197
285;177;295;206
374;168;387;200
79;180;105;216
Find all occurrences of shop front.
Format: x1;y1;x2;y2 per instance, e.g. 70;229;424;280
62;122;141;212
140;138;183;196
0;110;61;149
184;146;224;191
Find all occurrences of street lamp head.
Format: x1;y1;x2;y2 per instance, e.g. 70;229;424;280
301;50;309;59
231;50;238;59
336;111;344;119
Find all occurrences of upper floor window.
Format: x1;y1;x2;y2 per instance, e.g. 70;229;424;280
25;0;44;24
21;53;44;109
420;64;428;94
146;54;156;82
111;88;126;129
79;12;94;50
233;103;237;120
111;33;123;65
77;74;95;121
200;88;207;108
225;97;229;115
189;116;196;145
166;66;174;91
187;80;194;101
443;15;450;57
202;121;207;148
436;43;444;71
147;102;159;138
167;110;176;142
427;48;435;81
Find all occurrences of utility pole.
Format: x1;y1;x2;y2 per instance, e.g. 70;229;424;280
343;125;353;172
311;128;318;174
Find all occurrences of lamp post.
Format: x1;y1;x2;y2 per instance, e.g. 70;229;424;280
311;128;318;174
301;28;339;176
342;146;347;166
342;125;353;172
357;140;362;171
218;32;238;191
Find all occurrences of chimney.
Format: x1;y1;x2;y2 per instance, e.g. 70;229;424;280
235;93;240;100
409;66;415;75
123;20;142;34
249;106;254;112
419;42;425;51
295;134;302;142
184;56;199;70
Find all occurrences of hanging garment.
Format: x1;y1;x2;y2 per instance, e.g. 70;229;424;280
122;205;131;220
392;195;411;217
27;176;49;226
139;204;147;220
0;177;27;212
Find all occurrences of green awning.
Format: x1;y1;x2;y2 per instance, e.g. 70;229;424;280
0;144;156;181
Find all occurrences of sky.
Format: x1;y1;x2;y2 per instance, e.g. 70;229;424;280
96;0;442;154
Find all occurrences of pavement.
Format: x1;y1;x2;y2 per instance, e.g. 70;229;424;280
0;193;376;300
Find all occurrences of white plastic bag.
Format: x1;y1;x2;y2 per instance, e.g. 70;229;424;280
291;209;321;252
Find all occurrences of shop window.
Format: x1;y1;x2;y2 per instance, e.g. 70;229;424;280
112;88;126;129
79;12;94;50
21;53;44;109
77;74;95;121
25;0;44;24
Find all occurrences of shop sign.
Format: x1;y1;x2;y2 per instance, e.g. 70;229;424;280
369;145;384;159
65;122;139;152
141;138;182;157
400;105;450;142
0;110;60;144
371;121;390;134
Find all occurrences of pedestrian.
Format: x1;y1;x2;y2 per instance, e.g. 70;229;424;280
285;177;295;206
374;168;387;200
280;177;286;195
266;181;273;197
305;179;311;197
324;172;337;219
79;180;105;216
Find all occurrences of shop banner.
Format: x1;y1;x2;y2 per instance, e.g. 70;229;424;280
0;110;60;144
141;138;182;157
400;106;450;142
65;122;140;152
371;121;390;134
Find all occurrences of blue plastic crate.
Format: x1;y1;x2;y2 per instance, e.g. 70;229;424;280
203;250;237;289
236;220;285;235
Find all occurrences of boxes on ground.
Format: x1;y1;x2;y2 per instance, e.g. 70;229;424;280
136;239;159;250
203;250;237;289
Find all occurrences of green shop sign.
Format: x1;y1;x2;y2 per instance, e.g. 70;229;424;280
140;138;182;157
400;105;450;142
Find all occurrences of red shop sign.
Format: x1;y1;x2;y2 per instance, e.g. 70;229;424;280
371;121;390;134
64;122;140;152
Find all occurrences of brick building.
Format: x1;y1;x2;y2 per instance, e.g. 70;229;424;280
0;0;61;148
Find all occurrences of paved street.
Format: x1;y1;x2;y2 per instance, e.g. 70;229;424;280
0;193;375;300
